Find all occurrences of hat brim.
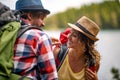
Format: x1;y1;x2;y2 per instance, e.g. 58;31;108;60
68;23;99;41
20;9;50;14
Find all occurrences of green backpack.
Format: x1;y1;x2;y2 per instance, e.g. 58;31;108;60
0;2;34;80
0;21;42;80
0;21;32;80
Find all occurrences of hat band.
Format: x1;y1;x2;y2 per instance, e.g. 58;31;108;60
20;5;44;10
75;23;94;37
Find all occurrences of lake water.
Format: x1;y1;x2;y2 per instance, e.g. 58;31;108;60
46;30;120;80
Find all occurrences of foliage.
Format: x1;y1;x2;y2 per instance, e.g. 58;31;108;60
45;1;120;30
111;67;120;80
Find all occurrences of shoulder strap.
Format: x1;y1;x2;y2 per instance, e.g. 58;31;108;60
57;45;68;71
18;66;37;80
17;25;42;38
18;65;41;80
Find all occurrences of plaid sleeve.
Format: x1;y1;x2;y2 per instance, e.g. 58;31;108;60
14;29;58;80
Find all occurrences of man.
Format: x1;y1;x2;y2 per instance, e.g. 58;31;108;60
13;0;58;80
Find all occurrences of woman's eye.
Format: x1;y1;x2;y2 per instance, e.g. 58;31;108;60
73;33;78;37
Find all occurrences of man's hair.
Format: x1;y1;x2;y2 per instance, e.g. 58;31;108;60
20;11;47;19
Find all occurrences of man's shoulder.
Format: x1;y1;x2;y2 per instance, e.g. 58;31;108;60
19;25;43;36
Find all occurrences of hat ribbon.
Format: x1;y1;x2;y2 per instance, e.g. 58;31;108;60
20;5;43;9
75;23;94;37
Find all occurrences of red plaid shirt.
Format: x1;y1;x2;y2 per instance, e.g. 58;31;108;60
13;26;58;80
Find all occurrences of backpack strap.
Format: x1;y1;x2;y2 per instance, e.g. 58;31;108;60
18;65;41;80
57;45;68;71
17;25;42;38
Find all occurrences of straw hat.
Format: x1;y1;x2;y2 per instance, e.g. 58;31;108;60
15;0;50;14
68;16;100;41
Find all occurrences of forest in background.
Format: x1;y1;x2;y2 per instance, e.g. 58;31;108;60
44;0;120;30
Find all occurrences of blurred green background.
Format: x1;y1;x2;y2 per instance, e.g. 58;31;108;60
45;0;120;30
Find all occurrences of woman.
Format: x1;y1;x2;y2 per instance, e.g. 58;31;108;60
54;16;101;80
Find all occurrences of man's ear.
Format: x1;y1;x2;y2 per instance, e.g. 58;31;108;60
27;12;32;21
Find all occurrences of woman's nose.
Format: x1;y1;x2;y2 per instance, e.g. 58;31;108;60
68;33;72;39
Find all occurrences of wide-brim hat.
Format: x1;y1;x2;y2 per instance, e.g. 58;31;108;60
16;0;50;14
68;16;100;41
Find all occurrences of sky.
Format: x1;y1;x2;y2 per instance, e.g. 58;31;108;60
0;0;103;15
